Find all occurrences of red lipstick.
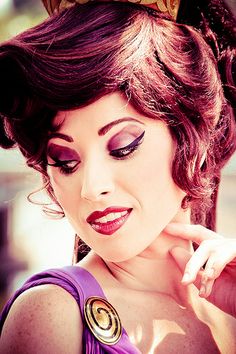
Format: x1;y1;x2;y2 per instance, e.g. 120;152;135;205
86;207;132;236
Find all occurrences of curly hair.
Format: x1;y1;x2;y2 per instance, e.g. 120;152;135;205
0;2;235;261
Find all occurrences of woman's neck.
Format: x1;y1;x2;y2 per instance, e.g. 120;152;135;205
102;207;195;306
80;207;197;307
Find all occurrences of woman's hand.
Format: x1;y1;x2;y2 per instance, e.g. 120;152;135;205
164;223;236;317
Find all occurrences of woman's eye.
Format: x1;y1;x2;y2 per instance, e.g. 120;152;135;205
110;131;145;159
47;159;79;175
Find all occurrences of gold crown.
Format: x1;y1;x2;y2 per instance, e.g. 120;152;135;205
42;0;181;20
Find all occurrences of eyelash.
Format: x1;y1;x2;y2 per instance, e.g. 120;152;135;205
47;159;79;175
109;131;145;159
48;131;145;176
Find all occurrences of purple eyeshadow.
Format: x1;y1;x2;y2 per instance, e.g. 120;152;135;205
47;143;80;161
107;126;143;151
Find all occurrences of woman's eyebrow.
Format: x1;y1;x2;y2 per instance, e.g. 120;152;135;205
48;132;74;142
47;117;143;141
98;117;144;136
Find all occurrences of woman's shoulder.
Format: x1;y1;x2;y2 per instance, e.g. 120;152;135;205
0;283;83;354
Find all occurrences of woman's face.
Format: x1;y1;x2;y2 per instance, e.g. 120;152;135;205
47;92;185;262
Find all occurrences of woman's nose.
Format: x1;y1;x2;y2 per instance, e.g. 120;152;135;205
80;158;114;202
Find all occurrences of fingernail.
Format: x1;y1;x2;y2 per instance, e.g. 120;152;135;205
201;274;208;285
199;284;206;297
205;268;214;278
182;273;191;283
204;281;213;298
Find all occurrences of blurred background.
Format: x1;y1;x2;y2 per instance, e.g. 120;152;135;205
0;0;76;311
0;0;235;312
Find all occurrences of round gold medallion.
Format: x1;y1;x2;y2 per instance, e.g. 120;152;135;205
84;296;122;345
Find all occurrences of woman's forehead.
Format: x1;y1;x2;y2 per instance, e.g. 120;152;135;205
53;93;131;125
52;92;164;131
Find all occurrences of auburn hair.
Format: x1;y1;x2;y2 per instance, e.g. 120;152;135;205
0;3;235;258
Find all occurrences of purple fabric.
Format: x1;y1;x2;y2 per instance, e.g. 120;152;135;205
0;266;141;353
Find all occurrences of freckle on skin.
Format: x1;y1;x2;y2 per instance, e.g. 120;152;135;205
29;313;34;323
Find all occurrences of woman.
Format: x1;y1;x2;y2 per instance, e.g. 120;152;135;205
0;1;236;352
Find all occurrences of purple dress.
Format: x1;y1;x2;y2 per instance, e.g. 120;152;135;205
0;266;141;353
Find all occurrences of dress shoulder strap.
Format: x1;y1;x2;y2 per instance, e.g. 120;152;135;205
0;265;141;353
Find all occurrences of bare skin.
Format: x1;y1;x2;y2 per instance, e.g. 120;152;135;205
1;224;236;353
0;285;83;354
79;232;236;353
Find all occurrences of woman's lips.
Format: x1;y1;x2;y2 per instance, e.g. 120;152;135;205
86;207;132;235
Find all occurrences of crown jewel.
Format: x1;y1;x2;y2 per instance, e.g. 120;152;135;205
42;0;180;20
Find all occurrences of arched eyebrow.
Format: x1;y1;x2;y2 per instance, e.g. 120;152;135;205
48;132;74;142
48;117;144;141
98;117;144;136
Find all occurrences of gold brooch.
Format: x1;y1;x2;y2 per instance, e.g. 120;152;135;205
84;296;122;345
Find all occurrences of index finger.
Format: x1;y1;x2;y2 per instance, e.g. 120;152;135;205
164;223;223;245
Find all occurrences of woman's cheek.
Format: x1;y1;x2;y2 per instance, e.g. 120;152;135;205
48;172;68;206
